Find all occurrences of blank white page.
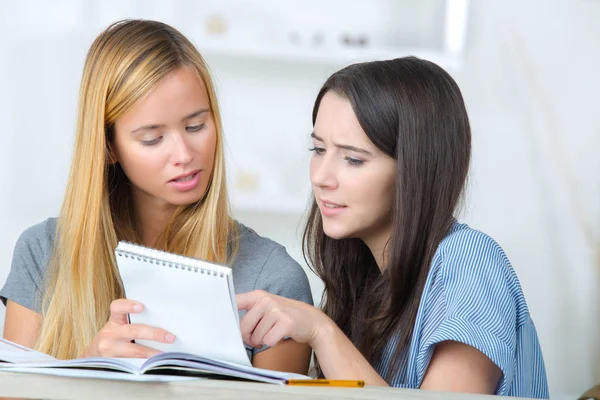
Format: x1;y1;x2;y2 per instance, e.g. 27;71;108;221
116;243;251;367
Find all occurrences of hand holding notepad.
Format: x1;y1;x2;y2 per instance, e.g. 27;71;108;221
84;298;176;358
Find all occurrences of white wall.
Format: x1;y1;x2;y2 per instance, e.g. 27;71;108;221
459;1;600;396
0;1;599;398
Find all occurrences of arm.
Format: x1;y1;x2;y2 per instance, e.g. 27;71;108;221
238;291;503;389
252;339;311;375
313;322;502;390
3;300;42;348
1;220;49;348
415;230;520;394
420;341;502;393
245;245;315;375
311;318;388;385
237;290;388;385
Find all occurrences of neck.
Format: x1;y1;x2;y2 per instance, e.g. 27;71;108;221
132;190;176;248
362;226;392;272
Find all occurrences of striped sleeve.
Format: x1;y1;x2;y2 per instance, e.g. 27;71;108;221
415;229;520;394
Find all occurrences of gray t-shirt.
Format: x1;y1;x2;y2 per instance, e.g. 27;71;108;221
0;218;313;358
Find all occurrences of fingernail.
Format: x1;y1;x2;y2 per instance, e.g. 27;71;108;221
133;304;143;312
165;333;176;343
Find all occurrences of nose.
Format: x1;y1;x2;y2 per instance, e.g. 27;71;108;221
310;153;338;190
171;132;194;166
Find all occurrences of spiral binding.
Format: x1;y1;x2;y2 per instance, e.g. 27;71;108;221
115;241;227;278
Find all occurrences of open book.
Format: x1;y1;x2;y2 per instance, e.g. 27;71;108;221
0;338;306;383
0;242;311;384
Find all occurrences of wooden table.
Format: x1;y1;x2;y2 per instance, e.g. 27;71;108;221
0;371;539;400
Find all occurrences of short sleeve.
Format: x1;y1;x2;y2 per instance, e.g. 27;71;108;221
0;219;55;313
250;246;313;356
254;246;313;306
415;230;520;393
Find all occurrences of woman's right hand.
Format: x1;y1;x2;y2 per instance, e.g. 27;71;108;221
83;299;176;358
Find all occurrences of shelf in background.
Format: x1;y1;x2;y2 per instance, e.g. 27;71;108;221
197;37;463;71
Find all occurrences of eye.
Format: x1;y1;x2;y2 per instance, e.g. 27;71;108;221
345;157;364;167
186;124;206;133
141;137;162;146
309;147;325;155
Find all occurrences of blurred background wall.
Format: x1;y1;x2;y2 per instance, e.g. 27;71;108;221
0;0;598;397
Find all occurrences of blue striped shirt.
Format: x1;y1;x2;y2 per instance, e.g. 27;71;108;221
374;221;549;398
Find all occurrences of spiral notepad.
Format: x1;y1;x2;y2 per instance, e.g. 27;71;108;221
115;241;251;367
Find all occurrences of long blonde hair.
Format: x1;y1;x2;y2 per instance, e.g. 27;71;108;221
37;19;236;359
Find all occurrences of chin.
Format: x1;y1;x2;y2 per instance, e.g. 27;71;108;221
322;225;352;240
169;192;205;207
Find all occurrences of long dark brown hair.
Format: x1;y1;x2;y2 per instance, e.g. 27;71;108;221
302;57;471;381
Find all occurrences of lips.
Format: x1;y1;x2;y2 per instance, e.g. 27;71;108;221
319;199;347;217
168;170;202;192
321;199;346;208
170;170;200;182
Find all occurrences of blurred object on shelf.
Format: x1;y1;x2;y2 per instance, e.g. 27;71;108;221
206;14;227;36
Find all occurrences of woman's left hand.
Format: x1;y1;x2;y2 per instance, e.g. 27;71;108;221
236;290;331;349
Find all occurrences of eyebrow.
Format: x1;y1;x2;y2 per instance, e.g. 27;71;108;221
130;108;210;134
311;132;373;156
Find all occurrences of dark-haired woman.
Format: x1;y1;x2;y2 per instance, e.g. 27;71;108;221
236;57;549;398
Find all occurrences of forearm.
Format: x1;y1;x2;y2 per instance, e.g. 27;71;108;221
312;322;388;386
252;340;311;374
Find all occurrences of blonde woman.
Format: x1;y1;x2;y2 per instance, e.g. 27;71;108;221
0;19;312;374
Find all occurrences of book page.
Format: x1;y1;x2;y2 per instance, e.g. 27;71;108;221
2;367;200;382
32;357;147;374
144;351;309;381
0;338;57;363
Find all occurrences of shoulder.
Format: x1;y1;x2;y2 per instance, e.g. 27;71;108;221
234;222;289;260
13;217;57;262
434;222;519;286
427;221;530;325
233;221;304;276
438;222;507;262
231;222;312;305
0;217;57;311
